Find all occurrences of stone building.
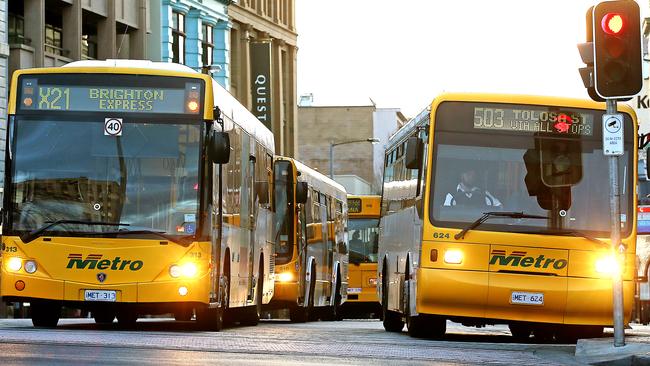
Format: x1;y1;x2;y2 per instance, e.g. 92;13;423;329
297;105;406;194
228;0;298;156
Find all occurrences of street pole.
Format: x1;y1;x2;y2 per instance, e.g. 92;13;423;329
606;98;625;347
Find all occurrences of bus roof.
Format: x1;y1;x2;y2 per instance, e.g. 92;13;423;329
277;157;347;202
11;60;275;153
387;92;638;149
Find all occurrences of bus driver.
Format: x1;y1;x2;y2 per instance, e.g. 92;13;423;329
443;167;502;208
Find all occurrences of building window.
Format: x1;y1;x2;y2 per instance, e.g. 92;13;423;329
172;12;186;64
202;23;214;67
45;24;63;55
8;13;28;45
82;23;98;59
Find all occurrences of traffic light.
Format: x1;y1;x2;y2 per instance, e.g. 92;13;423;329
593;0;642;99
523;135;579;211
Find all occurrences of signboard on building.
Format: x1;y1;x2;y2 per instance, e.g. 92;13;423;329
250;41;273;131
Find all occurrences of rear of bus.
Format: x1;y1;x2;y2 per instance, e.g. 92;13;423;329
1;63;214;326
637;149;650;324
342;195;381;318
382;93;637;340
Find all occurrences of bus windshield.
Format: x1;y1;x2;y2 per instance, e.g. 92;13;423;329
274;161;294;264
348;218;379;264
429;101;634;237
8;116;202;238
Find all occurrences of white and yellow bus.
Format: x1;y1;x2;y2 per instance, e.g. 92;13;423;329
268;157;348;321
379;93;637;342
342;194;381;318
0;60;275;330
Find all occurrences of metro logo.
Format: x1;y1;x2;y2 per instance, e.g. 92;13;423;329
66;254;144;271
489;250;567;270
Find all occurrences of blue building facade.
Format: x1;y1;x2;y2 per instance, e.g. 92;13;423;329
149;0;231;88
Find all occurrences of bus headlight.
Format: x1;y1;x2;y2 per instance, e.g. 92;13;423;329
170;265;182;278
277;272;294;282
24;260;38;274
181;263;198;278
444;249;463;264
595;255;620;275
7;257;22;272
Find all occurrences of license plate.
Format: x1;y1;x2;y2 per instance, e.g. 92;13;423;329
84;290;116;302
347;287;362;294
510;291;544;306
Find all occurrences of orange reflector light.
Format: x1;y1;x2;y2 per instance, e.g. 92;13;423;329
23;97;33;107
602;13;624;35
188;100;199;112
430;249;438;262
15;280;25;291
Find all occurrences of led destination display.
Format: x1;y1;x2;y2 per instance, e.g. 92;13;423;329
472;107;594;136
19;77;202;114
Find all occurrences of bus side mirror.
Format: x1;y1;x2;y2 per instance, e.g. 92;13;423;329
405;136;422;170
296;182;308;204
209;131;230;164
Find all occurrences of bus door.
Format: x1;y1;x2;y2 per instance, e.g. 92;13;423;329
239;134;254;301
298;201;309;299
321;194;331;294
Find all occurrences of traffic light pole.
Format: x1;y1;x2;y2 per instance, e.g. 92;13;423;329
606;98;625;347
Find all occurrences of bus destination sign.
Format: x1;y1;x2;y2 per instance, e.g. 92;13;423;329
472;107;594;136
348;198;362;214
19;78;201;114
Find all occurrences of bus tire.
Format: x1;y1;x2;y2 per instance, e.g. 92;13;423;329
291;262;316;322
407;314;446;339
381;264;404;332
31;302;60;328
325;269;343;321
93;310;115;325
241;261;264;326
197;268;229;331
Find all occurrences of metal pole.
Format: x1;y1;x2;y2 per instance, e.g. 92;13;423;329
329;143;334;179
606;98;625;347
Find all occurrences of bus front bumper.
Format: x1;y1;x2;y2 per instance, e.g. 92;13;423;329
416;268;633;326
1;271;210;304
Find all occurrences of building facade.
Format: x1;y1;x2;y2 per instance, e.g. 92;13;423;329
148;0;230;88
228;0;298;156
297;105;406;194
3;0;149;186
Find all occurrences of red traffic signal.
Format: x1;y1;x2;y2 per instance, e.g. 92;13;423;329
593;0;642;99
602;13;625;35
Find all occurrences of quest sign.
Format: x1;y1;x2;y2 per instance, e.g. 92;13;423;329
250;41;273;131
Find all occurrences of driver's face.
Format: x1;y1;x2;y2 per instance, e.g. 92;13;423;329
461;170;476;186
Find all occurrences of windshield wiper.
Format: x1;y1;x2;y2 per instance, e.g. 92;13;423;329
523;229;608;247
454;211;548;240
21;220;129;244
106;229;193;247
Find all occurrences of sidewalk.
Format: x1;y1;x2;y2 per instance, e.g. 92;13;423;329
575;324;650;365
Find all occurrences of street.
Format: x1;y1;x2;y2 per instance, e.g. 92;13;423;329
0;318;591;365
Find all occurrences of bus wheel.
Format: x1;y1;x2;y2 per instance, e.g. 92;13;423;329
197;273;228;331
93;310;115;325
241;265;264;326
325;271;343;321
407;314;446;339
289;306;308;323
31;302;60;328
508;323;532;342
381;266;404;332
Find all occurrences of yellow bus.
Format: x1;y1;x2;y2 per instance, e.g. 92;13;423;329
0;60;276;330
341;194;381;318
379;93;637;342
268;157;348;322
